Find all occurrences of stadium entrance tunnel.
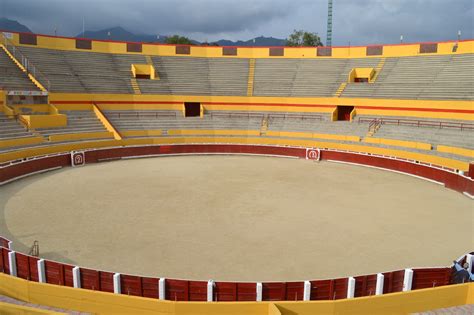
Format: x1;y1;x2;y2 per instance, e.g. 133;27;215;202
336;106;354;121
184;102;201;117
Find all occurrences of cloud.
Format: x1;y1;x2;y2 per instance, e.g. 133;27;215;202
1;0;473;44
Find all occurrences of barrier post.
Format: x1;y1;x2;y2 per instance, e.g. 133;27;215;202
7;241;13;250
72;266;81;288
403;269;414;291
37;259;46;283
7;251;16;277
303;281;311;301
113;273;121;294
256;282;263;301
207;280;214;302
466;254;474;272
375;273;384;295
158;278;166;300
347;277;356;298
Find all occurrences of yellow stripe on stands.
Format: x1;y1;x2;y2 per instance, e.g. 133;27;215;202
364;137;432;151
0;136;469;171
0;136;44;149
92;104;122;140
437;145;474;159
0;273;473;315
48;131;114;142
167;129;261;136
266;131;360;142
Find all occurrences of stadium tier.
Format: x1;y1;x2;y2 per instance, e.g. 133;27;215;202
0;30;473;313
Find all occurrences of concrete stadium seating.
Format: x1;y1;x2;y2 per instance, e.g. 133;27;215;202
253;58;380;97
342;54;474;100
0;49;38;91
0;112;34;140
35;110;112;139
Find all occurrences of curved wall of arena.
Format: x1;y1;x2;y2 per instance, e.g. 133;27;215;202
1;143;473;303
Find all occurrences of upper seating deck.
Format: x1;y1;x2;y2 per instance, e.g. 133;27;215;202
11;45;474;100
0;49;38;91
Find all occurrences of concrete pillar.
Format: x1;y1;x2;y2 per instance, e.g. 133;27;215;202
158;278;166;300
207;280;214;302
8;251;16;277
403;269;414;291
72;266;81;288
37;259;46;283
303;281;311;301
113;273;121;294
347;277;356;298
375;273;384;295
256;282;263;302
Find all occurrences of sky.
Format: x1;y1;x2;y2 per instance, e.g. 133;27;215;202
0;0;473;45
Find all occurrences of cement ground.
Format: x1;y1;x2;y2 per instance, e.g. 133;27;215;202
0;155;472;281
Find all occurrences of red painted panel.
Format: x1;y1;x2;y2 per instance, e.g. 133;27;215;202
214;282;237;301
310;280;332;300
63;264;74;287
28;256;39;282
354;274;377;297
80;268;100;290
142;277;159;299
262;282;287;301
99;271;115;293
237;283;257;301
15;252;30;280
0;237;9;248
383;270;405;293
189;280;208;301
412;268;451;290
1;154;70;183
166;279;189;301
2;248;10;274
120;274;143;297
285;282;305;301
0;248;4;273
45;261;65;285
333;278;349;300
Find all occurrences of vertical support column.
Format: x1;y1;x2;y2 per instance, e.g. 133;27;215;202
207;280;214;302
256;282;263;302
37;259;46;283
403;269;414;292
375;273;384;295
8;251;17;277
113;273;121;294
7;241;13;250
158;278;166;300
347;277;356;298
303;281;311;301
72;266;81;288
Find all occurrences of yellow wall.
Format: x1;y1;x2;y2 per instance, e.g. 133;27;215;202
48;131;113;142
20;114;67;129
131;64;156;79
48;93;474;121
0;136;44;149
0;273;472;315
364;137;432;151
8;31;473;58
437;145;474;159
348;68;375;82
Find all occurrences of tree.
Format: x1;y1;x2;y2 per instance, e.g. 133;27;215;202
286;30;323;47
165;35;194;45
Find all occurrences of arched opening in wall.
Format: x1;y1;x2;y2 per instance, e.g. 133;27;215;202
336;106;354;121
184;102;201;117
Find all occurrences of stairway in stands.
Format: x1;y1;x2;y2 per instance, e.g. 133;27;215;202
247;59;256;96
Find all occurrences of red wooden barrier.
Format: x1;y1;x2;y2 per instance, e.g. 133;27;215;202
383;270;405;293
189;280;208;301
285;281;305;301
214;282;237;301
99;271;115;293
354;274;377;297
120;274;143;297
142;277;159;299
262;282;286;301
80;268;100;290
412;268;451;289
237;283;257;301
2;248;10;275
166;279;189;301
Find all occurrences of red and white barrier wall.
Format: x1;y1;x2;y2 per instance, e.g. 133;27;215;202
0;143;472;302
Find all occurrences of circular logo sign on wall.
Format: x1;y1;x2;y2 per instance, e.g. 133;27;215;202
305;148;321;161
71;151;85;167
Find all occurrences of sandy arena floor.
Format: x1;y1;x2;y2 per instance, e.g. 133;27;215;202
0;155;472;281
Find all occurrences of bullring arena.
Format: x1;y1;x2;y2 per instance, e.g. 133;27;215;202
0;29;473;314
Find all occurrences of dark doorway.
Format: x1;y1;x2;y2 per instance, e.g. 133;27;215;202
337;106;354;121
354;78;368;83
184;102;201;117
136;74;151;79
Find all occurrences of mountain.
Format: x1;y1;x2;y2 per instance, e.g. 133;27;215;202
76;27;286;46
76;26;165;43
0;18;32;33
215;36;287;47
